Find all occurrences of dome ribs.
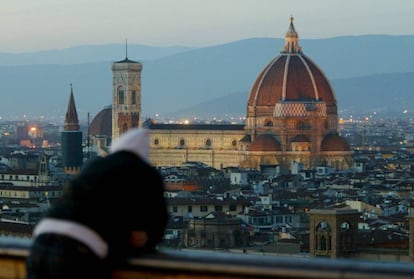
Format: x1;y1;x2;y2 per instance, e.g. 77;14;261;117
285;55;315;101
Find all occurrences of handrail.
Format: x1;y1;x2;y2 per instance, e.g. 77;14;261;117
2;238;414;279
125;248;414;279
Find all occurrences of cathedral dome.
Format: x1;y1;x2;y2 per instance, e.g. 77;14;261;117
89;106;112;137
249;134;281;152
321;133;350;151
247;17;337;119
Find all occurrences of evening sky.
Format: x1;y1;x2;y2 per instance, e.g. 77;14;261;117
1;0;413;52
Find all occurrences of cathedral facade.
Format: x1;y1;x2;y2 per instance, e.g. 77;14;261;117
90;17;353;171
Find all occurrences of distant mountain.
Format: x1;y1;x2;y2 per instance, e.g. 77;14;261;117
1;35;414;123
0;44;194;65
170;71;414;120
333;71;414;116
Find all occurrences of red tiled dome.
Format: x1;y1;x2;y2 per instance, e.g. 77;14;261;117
249;134;281;151
247;17;337;119
321;133;350;151
89;106;112;137
247;56;336;107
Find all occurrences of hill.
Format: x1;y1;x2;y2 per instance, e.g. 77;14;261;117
170;71;414;120
1;35;414;122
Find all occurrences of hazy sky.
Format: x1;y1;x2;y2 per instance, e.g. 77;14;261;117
1;0;414;53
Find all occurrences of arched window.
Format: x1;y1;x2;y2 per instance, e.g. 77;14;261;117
118;90;124;104
205;138;211;147
264;120;273;127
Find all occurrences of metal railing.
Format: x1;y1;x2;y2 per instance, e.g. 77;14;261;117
2;238;414;279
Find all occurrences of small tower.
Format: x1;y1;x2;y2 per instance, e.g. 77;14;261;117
61;84;83;174
281;15;302;53
111;40;143;141
38;152;50;185
308;209;360;258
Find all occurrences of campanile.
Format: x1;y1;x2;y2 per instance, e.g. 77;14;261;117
111;52;143;141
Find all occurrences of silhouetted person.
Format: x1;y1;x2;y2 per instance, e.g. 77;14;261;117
26;128;168;279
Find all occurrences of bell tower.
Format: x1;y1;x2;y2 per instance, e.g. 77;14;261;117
111;42;143;141
308;208;359;258
61;84;83;174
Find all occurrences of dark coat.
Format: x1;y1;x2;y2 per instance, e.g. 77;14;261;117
46;150;169;259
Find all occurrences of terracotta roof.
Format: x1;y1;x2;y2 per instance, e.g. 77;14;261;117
89;106;112;137
321;133;351;151
249;134;281;152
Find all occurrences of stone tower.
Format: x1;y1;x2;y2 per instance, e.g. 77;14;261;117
61;85;83;174
111;46;142;141
308;209;360;258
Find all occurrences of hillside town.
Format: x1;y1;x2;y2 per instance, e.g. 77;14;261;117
1;115;414;260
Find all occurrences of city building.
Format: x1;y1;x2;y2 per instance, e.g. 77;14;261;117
89;17;353;172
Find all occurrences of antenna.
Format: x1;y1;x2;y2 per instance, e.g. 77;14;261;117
125;38;128;59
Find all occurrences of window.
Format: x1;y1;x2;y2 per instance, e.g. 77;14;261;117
200;205;208;212
229;204;237;211
118;90;124;104
172;206;177;213
188;206;192;213
285;216;292;223
215;205;223;212
297;121;311;129
179;139;185;147
205;138;211;147
131;90;136;105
